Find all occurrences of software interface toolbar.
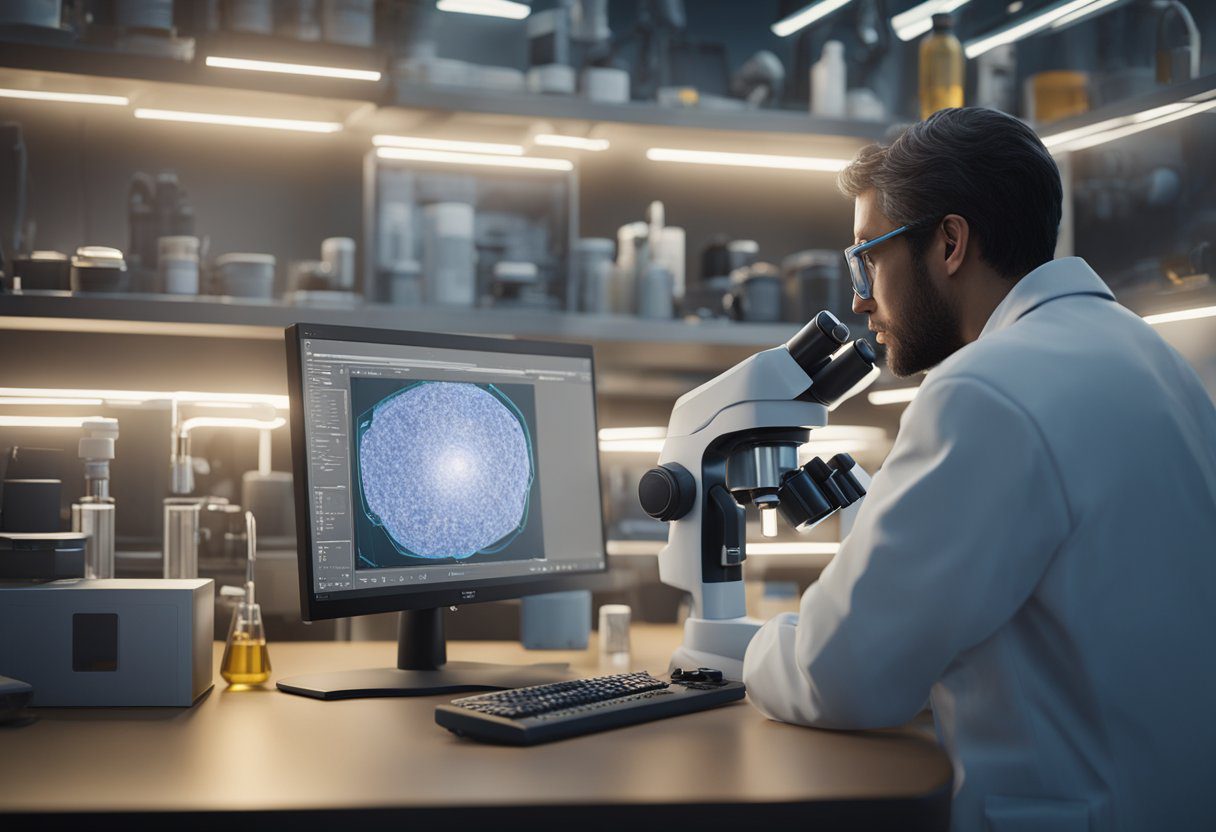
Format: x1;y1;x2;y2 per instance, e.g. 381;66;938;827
300;337;604;598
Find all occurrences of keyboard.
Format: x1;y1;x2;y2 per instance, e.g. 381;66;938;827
435;668;746;745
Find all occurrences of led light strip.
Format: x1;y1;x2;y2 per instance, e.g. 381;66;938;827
533;134;610;152
868;387;920;406
1044;98;1216;154
771;0;854;37
891;0;971;42
0;415;103;428
1050;0;1125;29
605;540;840;557
0;388;289;409
134;108;342;133
964;0;1097;58
0;88;129;106
206;56;382;82
373;134;524;155
0;397;105;406
376;146;572;171
1142;305;1216;326
180;416;287;434
436;0;531;20
646;147;849;172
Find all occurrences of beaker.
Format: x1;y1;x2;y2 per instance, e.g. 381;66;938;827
220;598;271;686
163;498;201;579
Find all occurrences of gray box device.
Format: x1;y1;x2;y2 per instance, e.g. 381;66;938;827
0;579;214;706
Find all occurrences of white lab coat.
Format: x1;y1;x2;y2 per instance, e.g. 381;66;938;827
743;257;1216;831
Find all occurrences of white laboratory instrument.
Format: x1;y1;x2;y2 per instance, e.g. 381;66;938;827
639;311;876;679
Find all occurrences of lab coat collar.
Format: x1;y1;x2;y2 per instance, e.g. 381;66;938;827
980;257;1115;339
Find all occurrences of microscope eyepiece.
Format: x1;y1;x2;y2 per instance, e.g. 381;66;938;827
804;338;877;408
786;311;850;378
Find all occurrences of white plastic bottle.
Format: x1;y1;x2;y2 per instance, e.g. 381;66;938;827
811;40;847;118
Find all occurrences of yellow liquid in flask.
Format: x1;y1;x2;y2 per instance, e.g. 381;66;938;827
221;635;272;685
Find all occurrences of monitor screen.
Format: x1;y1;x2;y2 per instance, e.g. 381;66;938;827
287;325;606;620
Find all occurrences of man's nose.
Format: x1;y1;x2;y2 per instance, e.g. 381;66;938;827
852;291;875;316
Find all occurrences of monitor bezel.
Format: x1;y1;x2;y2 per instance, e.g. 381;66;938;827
285;323;607;622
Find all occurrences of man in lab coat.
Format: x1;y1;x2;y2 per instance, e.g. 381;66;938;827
742;107;1216;831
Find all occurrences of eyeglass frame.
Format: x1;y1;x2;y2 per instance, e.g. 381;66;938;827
843;217;939;300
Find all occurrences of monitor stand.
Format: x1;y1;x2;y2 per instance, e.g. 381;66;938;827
276;607;573;700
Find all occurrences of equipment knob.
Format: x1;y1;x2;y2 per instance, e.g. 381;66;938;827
639;463;696;521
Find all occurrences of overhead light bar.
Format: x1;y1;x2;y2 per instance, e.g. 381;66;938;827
1049;0;1124;30
0;397;104;406
373;134;523;155
598;426;666;441
133;108;342;134
606;540;840;557
0;88;128;106
376;146;572;171
891;0;971;42
437;0;531;20
772;0;853;37
965;0;1101;58
867;386;920;406
1143;305;1216;326
1043;98;1216;154
205;56;381;82
646;147;849;172
598;439;665;454
180;416;287;434
0;415;101;428
533;134;610;152
0;388;289;409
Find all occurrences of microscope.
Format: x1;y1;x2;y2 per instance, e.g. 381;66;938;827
639;311;877;679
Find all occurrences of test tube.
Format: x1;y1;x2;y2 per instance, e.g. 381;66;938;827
163;498;201;579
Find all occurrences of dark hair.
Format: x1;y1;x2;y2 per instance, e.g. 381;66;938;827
838;107;1062;280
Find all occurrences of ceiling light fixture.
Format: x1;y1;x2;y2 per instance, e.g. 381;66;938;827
0;88;129;106
373;134;524;155
891;0;972;42
180;416;287;434
771;0;854;37
205;56;382;82
646;147;849;172
436;0;531;20
0;415;102;428
964;0;1097;58
1049;0;1125;30
134;108;342;133
533;134;610;151
375;146;572;171
0;397;104;406
1043;97;1216;153
1143;304;1216;326
598;426;667;441
867;386;920;406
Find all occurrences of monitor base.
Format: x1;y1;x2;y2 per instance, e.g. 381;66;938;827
276;661;573;700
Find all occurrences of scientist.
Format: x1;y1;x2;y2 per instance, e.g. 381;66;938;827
742;107;1216;831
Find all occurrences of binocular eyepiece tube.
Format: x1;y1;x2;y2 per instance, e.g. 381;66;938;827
786;311;878;408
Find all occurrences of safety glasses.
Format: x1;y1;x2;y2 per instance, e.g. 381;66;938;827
843;220;935;300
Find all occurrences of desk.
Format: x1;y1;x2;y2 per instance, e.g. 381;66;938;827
0;625;952;830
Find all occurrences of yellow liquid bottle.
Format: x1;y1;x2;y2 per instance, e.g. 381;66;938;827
920;13;964;120
221;600;272;686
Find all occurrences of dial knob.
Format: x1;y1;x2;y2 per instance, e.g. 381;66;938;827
639;463;696;521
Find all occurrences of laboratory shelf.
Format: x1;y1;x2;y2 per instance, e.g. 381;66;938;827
0;39;892;141
0;291;801;375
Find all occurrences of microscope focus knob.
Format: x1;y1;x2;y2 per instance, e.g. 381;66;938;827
639;464;696;521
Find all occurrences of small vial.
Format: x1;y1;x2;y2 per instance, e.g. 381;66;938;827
598;604;632;670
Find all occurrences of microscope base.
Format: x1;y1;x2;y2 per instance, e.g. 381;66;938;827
669;615;765;681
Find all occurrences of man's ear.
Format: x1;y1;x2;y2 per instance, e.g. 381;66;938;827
941;214;969;277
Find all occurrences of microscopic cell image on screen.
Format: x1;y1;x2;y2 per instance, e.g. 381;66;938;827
351;378;544;569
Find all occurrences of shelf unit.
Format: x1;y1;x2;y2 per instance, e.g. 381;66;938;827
0;39;892;142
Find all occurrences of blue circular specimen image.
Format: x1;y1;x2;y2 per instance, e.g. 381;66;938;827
356;381;534;560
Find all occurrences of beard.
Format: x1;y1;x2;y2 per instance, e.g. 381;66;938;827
882;251;965;377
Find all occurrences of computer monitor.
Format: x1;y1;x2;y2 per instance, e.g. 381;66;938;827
277;324;606;700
